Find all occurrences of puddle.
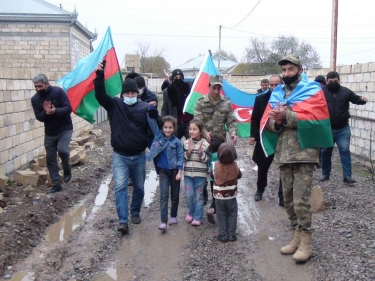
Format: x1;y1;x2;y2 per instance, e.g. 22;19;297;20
45;204;87;243
143;170;158;207
0;271;34;281
236;158;260;236
92;175;112;214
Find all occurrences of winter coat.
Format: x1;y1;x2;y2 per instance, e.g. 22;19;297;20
94;73;150;156
31;85;73;136
323;85;366;130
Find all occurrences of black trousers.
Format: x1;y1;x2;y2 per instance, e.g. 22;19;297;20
256;155;283;199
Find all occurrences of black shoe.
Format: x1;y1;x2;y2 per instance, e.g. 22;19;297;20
254;192;262;201
279;198;285;207
318;175;329;182
217;235;228;243
63;168;72;183
228;235;237;242
343;176;356;184
118;223;129;235
131;214;141;224
47;184;62;194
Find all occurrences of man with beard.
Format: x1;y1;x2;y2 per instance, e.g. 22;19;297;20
319;71;367;184
161;69;193;139
31;74;73;194
250;74;284;206
266;55;332;262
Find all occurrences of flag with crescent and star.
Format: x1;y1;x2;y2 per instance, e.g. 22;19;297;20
183;52;260;138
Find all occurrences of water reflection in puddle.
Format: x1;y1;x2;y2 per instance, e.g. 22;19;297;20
92;175;112;214
143;170;158;207
0;271;34;281
45;204;87;243
236;159;260;236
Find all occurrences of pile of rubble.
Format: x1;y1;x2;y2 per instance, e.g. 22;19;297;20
0;129;105;212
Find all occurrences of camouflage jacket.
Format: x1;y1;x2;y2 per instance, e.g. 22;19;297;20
194;95;237;139
268;76;319;164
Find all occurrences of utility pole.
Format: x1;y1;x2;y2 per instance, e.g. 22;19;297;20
330;0;338;71
218;25;222;71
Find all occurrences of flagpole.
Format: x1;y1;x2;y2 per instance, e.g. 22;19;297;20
218;25;222;71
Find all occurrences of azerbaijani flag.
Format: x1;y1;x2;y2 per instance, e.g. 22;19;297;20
57;27;122;123
183;53;259;138
260;73;334;157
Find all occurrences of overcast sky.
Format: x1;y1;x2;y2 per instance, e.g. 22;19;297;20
48;0;375;70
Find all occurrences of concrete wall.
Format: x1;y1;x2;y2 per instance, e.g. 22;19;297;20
226;63;375;164
0;22;94;176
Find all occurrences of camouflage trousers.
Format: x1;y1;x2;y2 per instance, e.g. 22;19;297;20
280;163;314;232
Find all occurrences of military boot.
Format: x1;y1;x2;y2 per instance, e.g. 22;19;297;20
280;229;301;255
293;231;312;262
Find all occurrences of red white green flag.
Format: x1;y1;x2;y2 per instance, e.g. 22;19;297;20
57;27;122;123
260;73;334;157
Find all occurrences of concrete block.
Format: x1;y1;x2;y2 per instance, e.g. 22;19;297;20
14;170;36;186
0;175;9;188
73;135;91;146
84;141;95;151
94;137;105;146
311;185;325;213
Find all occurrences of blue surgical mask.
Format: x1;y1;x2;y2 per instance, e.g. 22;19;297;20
123;96;137;105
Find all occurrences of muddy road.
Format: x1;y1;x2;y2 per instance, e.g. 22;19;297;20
1;120;375;281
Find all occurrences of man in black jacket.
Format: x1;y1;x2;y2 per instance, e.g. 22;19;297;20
134;76;158;106
319;71;368;184
31;74;73;194
250;75;284;206
94;63;153;235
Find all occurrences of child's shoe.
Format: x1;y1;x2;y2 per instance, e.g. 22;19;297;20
217;235;228;243
206;208;215;224
185;214;193;223
169;217;178;225
158;223;167;230
228;235;237;242
191;220;201;226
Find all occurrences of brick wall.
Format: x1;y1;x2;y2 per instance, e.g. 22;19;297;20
0;23;93;176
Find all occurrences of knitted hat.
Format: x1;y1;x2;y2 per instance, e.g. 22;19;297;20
121;78;139;94
125;72;139;79
171;69;184;80
314;75;326;85
134;76;146;89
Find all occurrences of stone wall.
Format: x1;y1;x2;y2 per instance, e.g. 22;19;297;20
226;63;375;165
0;23;94;176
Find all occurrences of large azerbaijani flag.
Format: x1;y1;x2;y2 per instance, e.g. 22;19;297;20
183;53;259;138
57;27;122;123
260;73;334;157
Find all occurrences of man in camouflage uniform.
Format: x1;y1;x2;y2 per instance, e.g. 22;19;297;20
267;55;320;262
194;75;238;144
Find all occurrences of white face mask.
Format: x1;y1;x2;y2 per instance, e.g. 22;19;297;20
138;88;144;95
123;96;137;105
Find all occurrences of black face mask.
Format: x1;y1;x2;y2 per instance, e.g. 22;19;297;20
37;89;46;96
173;79;183;87
327;82;340;92
282;73;299;86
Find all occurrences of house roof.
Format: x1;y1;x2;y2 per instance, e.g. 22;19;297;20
172;53;238;72
0;0;96;39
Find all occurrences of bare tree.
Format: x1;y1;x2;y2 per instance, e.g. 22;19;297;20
245;38;270;64
217;49;238;62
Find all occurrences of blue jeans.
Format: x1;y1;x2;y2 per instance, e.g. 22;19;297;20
321;125;352;178
184;176;206;221
112;152;145;224
44;130;72;186
159;168;181;223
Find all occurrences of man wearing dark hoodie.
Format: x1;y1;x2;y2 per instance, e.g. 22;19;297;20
161;69;193;139
211;142;242;243
94;62;156;235
134;76;158;106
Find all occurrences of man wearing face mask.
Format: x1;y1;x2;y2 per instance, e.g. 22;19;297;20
133;76;158;106
319;71;368;184
266;55;333;262
31;74;73;194
94;62;155;235
161;69;193;139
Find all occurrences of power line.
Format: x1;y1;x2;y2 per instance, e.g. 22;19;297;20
226;0;262;29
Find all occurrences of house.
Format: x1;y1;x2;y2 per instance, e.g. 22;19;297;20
172;53;238;77
0;0;96;176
